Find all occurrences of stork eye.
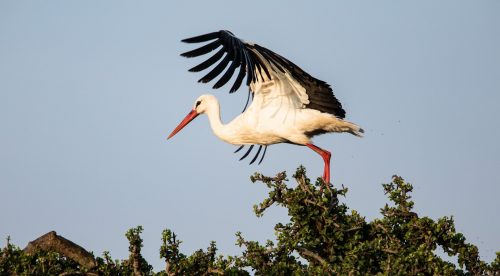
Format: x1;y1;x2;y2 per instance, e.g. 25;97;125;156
195;100;202;107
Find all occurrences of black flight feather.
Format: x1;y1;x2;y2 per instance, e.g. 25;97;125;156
181;30;346;118
180;40;220;58
234;145;244;153
181;31;219;43
199;54;231;84
188;48;225;72
258;146;267;165
239;145;254;161
249;145;262;165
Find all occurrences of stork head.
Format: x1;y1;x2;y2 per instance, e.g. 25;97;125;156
167;95;215;139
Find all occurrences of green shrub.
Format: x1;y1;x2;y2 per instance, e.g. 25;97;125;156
1;167;498;275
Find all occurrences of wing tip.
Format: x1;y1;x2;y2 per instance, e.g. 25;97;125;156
181;31;222;44
180;30;258;94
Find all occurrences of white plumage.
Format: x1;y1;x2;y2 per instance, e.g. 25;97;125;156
168;30;363;184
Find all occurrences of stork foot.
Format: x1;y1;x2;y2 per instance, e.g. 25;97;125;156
323;173;330;184
322;158;330;184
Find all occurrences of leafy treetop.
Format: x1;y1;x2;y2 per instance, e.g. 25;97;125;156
1;167;499;275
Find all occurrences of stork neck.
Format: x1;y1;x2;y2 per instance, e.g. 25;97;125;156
204;100;228;142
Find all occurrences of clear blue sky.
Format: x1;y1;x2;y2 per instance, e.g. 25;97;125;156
1;1;499;270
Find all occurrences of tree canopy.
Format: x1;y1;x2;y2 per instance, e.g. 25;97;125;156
1;167;499;275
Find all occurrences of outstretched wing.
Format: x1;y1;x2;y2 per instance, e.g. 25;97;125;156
181;30;345;118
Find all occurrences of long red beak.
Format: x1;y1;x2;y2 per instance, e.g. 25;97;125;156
167;109;199;139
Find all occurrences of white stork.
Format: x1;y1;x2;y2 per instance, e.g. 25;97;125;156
168;30;363;184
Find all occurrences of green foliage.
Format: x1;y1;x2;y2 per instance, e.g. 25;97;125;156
1;167;498;275
159;229;245;275
124;226;153;274
238;168;498;275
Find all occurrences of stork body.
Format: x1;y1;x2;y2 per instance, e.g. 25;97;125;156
168;30;363;184
199;94;361;146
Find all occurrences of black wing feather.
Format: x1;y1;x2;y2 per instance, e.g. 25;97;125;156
199;54;231;84
239;145;254;161
252;44;346;118
241;89;251;112
180;40;221;58
231;58;247;93
188;48;225;72
233;144;268;165
213;44;241;89
234;145;244;153
181;30;261;93
249;145;262;165
181;31;219;43
258;146;267;165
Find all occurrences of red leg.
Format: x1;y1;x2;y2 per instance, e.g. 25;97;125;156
306;143;331;184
